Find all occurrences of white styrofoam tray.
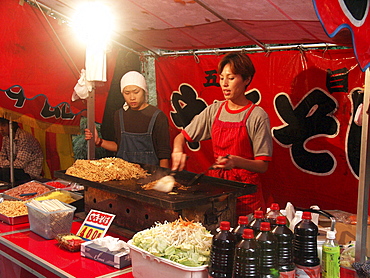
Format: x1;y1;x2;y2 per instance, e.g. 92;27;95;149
127;240;208;278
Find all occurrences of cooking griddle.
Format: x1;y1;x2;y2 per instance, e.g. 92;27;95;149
54;165;256;211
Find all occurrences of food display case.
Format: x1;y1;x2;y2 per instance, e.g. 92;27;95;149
55;164;256;235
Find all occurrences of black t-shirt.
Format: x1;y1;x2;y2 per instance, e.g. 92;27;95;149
113;105;171;160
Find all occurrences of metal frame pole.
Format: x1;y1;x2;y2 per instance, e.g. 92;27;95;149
87;86;95;160
356;67;370;262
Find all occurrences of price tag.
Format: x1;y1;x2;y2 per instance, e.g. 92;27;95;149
76;209;116;241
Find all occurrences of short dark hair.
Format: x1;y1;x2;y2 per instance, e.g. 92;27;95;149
218;52;256;82
0;118;19;130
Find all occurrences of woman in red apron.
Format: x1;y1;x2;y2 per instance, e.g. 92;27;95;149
172;52;273;217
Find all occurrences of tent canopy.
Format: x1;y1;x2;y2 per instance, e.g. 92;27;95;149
36;0;352;54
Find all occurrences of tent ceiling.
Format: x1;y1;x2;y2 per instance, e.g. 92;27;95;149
35;0;352;54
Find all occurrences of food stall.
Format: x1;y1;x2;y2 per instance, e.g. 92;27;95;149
1;0;370;277
54;163;256;236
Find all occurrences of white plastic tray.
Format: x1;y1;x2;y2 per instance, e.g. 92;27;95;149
127;240;208;278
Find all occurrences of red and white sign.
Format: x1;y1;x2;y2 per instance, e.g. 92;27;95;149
77;210;116;241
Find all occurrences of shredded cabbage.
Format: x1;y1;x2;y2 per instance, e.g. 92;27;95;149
132;217;213;267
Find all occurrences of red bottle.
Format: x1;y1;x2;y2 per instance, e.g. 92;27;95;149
248;210;266;236
233;216;249;243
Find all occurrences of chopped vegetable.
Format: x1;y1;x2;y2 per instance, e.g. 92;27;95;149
131;217;213;267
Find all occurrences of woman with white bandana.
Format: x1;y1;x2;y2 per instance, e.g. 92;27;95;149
85;71;171;167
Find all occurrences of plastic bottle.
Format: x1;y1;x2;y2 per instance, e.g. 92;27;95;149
233;216;249;243
209;221;236;278
266;203;283;229
256;221;279;278
233;228;260;278
248;210;266;236
321;230;340;278
272;216;295;277
293;211;320;267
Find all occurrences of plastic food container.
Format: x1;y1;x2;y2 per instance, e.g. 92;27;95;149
26;201;76;239
127;240;208;278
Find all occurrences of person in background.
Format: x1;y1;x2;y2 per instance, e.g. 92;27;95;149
0;118;43;183
171;52;273;217
85;71;171;167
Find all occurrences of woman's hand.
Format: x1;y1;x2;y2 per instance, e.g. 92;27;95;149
171;152;187;171
213;155;234;169
84;127;99;145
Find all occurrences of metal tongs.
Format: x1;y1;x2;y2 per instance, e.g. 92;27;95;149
187;154;230;186
296;207;336;231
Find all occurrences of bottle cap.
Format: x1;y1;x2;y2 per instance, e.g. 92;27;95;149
238;216;249;225
242;229;254;239
270;203;280;210
327;230;336;239
276;215;287;225
220;221;230;231
260;222;271;231
302;211;312;220
254;210;264;219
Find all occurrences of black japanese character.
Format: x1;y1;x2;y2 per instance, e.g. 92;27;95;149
170;84;207;150
203;70;220;87
326;68;348;94
6;85;26;107
41;101;76;120
347;89;363;178
273;89;338;174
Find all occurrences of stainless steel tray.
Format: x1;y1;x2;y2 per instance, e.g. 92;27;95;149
0;194;29;225
0;212;28;225
3;180;55;201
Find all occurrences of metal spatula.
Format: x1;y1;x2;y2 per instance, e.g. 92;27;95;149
187;154;230;186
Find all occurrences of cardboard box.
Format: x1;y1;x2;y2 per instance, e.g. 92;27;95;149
81;241;131;269
335;222;370;256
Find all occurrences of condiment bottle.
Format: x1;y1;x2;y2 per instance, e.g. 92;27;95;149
272;216;295;277
233;228;260;278
256;221;279;278
208;221;236;278
321;230;340;278
248;210;266;237
293;211;320;267
233;216;249;243
266;203;283;229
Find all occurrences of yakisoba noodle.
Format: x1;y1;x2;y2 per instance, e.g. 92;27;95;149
0;201;28;217
66;157;149;182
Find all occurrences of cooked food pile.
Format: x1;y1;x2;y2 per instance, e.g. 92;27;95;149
0;201;28;217
35;191;76;204
66;157;149;182
142;179;190;192
5;181;51;201
131;217;212;267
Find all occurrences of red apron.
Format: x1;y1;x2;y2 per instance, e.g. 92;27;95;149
208;101;265;216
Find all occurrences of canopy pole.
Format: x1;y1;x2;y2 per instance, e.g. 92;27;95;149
356;67;370;263
87;85;95;160
156;43;339;57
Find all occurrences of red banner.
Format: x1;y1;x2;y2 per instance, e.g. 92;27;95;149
0;0;118;178
156;49;365;214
